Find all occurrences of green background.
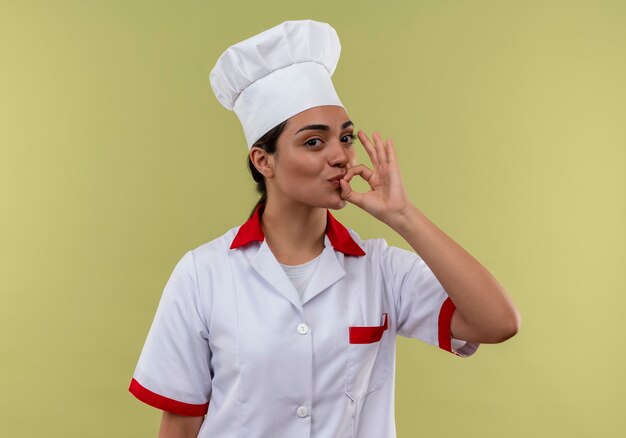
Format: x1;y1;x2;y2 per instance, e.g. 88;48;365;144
1;0;624;436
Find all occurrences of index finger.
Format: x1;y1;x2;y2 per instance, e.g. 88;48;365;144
357;130;380;168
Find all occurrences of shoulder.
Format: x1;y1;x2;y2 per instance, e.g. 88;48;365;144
344;227;418;261
187;225;241;266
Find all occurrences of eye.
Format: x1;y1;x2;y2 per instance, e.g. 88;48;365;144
304;133;355;148
343;133;356;144
305;138;322;147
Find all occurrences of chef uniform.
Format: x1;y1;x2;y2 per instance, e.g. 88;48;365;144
129;19;480;438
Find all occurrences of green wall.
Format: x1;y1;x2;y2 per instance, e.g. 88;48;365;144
1;0;624;436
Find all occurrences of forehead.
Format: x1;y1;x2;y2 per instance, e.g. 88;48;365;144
286;105;350;132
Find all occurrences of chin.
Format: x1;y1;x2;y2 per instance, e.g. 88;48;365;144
327;197;348;210
296;192;347;210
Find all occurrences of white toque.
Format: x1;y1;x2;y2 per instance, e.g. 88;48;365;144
209;19;346;150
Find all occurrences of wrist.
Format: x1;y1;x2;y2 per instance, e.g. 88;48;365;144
383;203;421;231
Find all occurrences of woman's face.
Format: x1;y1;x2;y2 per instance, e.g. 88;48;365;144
263;105;357;210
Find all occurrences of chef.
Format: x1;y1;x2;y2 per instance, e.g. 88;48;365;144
129;18;520;438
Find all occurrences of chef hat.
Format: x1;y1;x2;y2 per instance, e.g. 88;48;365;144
209;19;345;149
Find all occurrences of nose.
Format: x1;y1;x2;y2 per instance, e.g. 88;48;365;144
327;138;351;168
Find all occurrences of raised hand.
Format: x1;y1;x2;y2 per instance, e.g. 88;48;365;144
339;130;412;224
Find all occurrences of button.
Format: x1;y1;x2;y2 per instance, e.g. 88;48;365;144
296;406;309;417
297;323;309;335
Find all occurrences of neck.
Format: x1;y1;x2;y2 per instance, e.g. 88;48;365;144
260;198;326;265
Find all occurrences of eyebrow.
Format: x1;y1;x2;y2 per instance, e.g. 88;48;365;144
295;120;354;135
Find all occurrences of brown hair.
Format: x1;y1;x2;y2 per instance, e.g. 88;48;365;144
246;119;289;219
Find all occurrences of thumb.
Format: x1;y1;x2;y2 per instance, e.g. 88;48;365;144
340;178;365;208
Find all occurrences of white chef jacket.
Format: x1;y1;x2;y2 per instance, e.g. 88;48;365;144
129;204;480;437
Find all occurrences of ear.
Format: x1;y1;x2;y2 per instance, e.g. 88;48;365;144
249;147;275;178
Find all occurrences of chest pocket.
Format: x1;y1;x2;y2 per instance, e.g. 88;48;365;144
345;313;391;402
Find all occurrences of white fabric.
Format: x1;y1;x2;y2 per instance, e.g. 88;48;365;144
209;19;345;149
131;226;480;437
279;253;322;300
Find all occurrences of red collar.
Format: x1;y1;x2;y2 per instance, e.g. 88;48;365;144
230;203;366;256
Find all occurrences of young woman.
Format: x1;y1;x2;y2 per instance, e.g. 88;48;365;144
129;20;520;438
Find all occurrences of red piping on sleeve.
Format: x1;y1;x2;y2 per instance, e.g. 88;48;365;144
129;378;209;416
437;297;456;353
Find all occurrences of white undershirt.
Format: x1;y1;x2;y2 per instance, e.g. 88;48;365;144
278;253;322;300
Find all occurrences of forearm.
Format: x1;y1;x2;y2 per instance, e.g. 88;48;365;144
385;203;520;343
159;412;204;438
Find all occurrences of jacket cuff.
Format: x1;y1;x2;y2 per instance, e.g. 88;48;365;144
129;378;209;416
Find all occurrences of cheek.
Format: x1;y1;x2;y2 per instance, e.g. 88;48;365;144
291;157;322;177
347;149;357;166
280;156;320;185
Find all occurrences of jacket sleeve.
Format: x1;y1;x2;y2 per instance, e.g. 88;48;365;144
379;239;480;357
129;250;212;416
